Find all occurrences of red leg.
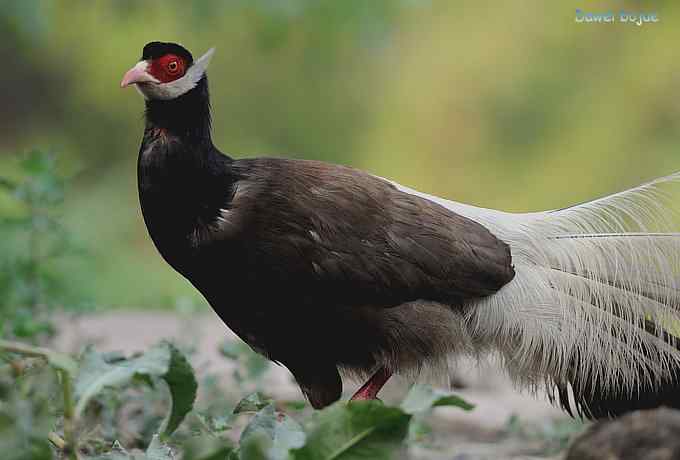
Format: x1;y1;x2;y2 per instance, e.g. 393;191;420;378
350;367;393;401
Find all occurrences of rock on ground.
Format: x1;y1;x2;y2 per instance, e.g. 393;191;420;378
567;407;680;460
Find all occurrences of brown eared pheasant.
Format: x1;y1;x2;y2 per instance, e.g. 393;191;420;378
121;41;680;417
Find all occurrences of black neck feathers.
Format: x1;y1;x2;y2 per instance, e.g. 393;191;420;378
144;77;213;146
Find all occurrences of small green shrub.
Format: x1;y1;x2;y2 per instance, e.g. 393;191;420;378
0;150;84;342
0;339;474;459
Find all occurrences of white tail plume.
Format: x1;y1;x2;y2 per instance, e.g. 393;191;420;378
390;172;680;417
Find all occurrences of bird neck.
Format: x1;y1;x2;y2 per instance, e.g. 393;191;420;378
144;77;214;146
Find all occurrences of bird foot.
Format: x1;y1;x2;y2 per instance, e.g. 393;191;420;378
350;367;393;401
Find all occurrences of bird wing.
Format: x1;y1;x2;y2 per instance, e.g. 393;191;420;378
212;158;515;309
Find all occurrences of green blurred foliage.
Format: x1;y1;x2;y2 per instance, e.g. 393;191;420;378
0;364;57;460
1;1;679;308
0;150;85;339
0;338;481;459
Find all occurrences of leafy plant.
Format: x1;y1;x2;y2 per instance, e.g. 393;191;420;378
219;339;270;389
0;150;83;341
0;338;474;460
74;342;197;440
0;339;196;459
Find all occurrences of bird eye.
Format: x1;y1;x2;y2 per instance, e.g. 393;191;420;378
167;61;179;73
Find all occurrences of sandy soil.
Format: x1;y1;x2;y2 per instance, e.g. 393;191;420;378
55;310;578;459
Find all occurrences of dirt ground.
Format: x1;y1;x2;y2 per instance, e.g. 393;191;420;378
55;310;581;460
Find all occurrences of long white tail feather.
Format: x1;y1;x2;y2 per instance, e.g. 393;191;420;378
388;172;680;413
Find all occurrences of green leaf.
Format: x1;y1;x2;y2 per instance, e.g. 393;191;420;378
195;412;233;434
93;436;175;460
241;404;306;460
405;415;432;446
74;344;169;418
219;339;270;383
282;400;308;412
158;342;198;439
145;435;174;460
291;401;410;460
0;339;77;375
400;384;474;415
45;350;78;375
234;392;274;414
91;454;133;460
240;429;272;460
74;342;197;437
182;434;238;460
88;441;133;460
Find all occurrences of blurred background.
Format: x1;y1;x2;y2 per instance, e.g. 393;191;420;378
1;3;678;457
1;0;679;313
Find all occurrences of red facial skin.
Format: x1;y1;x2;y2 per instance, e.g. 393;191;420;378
148;54;187;83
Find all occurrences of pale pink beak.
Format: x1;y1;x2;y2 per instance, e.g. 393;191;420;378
120;61;158;88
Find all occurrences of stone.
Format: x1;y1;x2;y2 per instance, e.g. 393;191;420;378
567;407;680;460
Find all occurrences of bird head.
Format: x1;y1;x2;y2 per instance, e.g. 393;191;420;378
120;42;214;100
